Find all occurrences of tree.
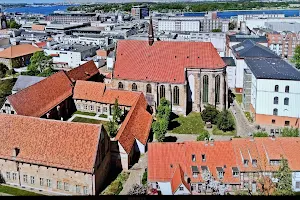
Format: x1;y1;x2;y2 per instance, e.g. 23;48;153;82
229;22;236;30
274;156;294;196
212;28;222;32
113;99;122;123
127;184;147;195
253;131;269;137
0;63;8;78
197;129;210;141
291;45;300;69
156;97;171;121
281;127;299;137
27;51;54;76
217;110;235;132
201;104;220;124
107;120;118;138
257;176;276;196
152;118;168;142
8;20;21;29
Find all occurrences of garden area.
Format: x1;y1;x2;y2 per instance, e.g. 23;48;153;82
101;172;130;195
169;112;205;134
73;111;96;117
0;185;43;196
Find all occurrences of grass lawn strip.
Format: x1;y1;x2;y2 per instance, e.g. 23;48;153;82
73;111;96;116
0;185;44;196
101;172;130;195
235;93;242;105
72;117;109;131
170;112;205;134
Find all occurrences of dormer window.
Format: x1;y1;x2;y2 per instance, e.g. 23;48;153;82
244;159;249;167
232;167;239;177
252;159;257;167
216;167;224;179
202;154;206;162
192;166;199;177
270;160;280;166
192;154;196;162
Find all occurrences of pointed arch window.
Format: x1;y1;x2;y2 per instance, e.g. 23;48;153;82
215;75;220;104
285;86;289;93
132;83;137;91
203;75;209;103
173;86;179;105
146;84;152;94
275;85;279;92
284;97;289;106
273;108;278;116
118;82;124;90
274;97;278;104
160;85;165;99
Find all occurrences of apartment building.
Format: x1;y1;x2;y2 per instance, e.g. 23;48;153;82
237;13;285;28
148;138;300;195
0;114;111;195
243;57;300;128
131;5;149;20
46;11;99;23
267;32;300;59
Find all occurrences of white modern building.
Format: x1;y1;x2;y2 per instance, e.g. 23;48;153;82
237;13;285;28
243;57;300;128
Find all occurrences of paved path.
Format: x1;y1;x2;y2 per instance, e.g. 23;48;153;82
0;192;13;196
119;153;148;195
67;114;110;122
229;100;255;137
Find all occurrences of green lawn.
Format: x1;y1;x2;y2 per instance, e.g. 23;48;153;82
244;111;253;123
235;93;242;105
0;185;43;196
72;117;109;130
73;111;96;116
101;172;130;195
212;125;236;136
170;112;205;134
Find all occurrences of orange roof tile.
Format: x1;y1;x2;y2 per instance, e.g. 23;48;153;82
66;60;100;82
8;71;73;117
0;44;42;59
35;41;47;48
73;81;106;102
114;40;226;84
0;114;101;173
31;24;45;31
171;164;191;194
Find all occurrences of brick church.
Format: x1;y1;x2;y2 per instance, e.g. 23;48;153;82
111;17;228;115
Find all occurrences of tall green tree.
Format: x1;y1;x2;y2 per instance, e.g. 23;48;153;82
152;118;168;142
8;20;21;29
281;127;299;137
27;51;54;76
107;120;118;138
292;45;300;69
157;97;171;121
0;63;8;78
197;129;210;141
217;109;235;132
113;99;122;123
274;156;294;196
201;104;220;124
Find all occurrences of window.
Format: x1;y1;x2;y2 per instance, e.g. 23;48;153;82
218;171;224;179
76;185;81;194
275;85;279;92
23;175;28;183
215;75;220;104
146;84;152;94
284;98;289;105
64;182;69;191
6;172;10;180
83;186;88;195
90;105;94;111
285;86;289;93
296;182;300;189
40;178;44;186
179;186;184;191
103;107;107;113
273;108;278;116
159;85;165;99
5;103;10;107
132;83;137;91
192;172;198;178
155;182;160;189
285;121;290;126
252;159;257;167
84;104;88;110
118;82;124;90
11;111;14;114
233;171;239;177
30;176;35;184
244;182;249;188
272;119;276;124
273;97;278;104
192;154;196;162
12;173;16;180
46;179;51;188
97;107;101;113
202;154;206;162
57;181;62;190
173;86;179;105
244;159;249;167
203;75;209;103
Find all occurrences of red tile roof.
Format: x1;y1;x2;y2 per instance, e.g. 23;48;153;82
171;164;191;194
0;114;102;173
8;71;73;117
0;44;42;59
114;40;226;84
148;137;300;184
35;41;47;48
66;60;100;82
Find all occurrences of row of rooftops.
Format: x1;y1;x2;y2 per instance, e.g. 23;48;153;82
148;137;300;188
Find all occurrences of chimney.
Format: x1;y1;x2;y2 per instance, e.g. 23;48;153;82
250;135;254;142
12;147;20;158
148;16;154;46
209;138;214;146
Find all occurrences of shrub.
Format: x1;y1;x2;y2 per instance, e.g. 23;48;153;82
142;171;147;185
217;110;235;132
201;104;220;124
253;131;268;137
281;127;299;137
102;172;130;195
99;114;108;118
197;129;210;141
